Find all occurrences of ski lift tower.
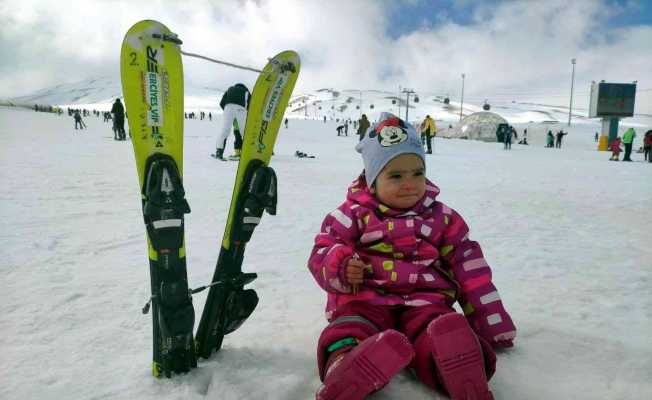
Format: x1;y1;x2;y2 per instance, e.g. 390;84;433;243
401;88;419;122
589;81;637;151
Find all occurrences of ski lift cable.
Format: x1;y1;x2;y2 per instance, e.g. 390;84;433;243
180;50;263;73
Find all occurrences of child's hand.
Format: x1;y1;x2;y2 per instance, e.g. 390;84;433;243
345;258;366;286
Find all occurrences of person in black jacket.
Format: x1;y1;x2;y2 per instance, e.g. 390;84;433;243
555;130;568;148
111;99;126;140
73;110;85;130
214;83;251;160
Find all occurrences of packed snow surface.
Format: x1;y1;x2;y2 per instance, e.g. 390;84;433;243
1;106;651;399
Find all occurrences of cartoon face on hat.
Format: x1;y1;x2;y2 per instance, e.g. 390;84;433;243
369;116;409;147
378;125;408;146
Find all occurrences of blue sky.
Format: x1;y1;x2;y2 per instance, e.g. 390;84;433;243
384;0;652;38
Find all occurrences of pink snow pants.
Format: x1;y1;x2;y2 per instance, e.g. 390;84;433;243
316;301;496;390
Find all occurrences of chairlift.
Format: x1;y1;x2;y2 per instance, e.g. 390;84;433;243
356;105;360;110
483;101;491;111
392;99;396;105
444;97;450;104
413;96;419;103
370;104;374;109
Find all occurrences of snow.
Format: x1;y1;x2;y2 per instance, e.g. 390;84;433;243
1;104;651;400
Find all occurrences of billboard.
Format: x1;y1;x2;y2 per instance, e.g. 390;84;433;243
589;82;636;118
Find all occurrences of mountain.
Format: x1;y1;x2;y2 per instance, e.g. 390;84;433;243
4;76;226;112
4;77;651;127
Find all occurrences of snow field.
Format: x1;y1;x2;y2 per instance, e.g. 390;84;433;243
0;106;651;399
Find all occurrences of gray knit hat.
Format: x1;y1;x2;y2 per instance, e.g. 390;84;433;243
355;112;425;186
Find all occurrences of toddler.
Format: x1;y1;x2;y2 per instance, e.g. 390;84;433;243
308;113;516;399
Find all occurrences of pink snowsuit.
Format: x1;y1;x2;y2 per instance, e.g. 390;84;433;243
308;175;516;389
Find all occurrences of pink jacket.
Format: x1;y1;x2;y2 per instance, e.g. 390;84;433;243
308;175;516;346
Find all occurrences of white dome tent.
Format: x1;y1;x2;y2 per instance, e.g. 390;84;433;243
448;111;508;142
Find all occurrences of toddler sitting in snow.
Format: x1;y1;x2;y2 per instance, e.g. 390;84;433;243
308;113;516;399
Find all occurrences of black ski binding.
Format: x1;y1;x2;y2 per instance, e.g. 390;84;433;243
142;154;196;377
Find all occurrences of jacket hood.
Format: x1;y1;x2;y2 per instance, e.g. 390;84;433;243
346;173;441;217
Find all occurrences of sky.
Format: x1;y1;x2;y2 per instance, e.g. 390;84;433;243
1;0;651;112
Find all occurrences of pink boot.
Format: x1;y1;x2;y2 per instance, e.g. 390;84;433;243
316;329;414;400
428;313;493;400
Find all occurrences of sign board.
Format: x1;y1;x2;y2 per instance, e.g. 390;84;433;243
589;82;636;118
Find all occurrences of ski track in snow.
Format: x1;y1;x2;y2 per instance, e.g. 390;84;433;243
1;106;651;399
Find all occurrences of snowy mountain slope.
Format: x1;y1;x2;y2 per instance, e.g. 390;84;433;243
5;78;651;128
1;106;651;400
3;76;226;113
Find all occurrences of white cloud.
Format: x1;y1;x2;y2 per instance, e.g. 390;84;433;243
0;0;649;112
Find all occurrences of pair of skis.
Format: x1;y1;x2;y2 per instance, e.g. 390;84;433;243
120;20;300;378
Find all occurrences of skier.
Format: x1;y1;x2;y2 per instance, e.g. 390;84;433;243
214;83;250;160
309;113;515;400
73;110;84;130
284;118;289;128
357;114;370;141
643;130;652;162
595;132;599;142
420;115;437;154
555;130;567;148
546;130;554;148
336;125;345;136
504;126;512;150
610;136;622;161
622;127;636;162
111;98;126;140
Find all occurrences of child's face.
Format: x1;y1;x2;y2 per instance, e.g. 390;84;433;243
371;154;426;209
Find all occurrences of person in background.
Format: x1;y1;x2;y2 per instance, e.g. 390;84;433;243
610;136;622;161
74;110;85;130
309;113;515;400
643;130;652;163
357;114;370;141
546;130;554;148
504;126;513;150
622;127;636;162
595;132;599;142
214;83;251;160
111;98;126;141
420;115;437;154
555;130;568;148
